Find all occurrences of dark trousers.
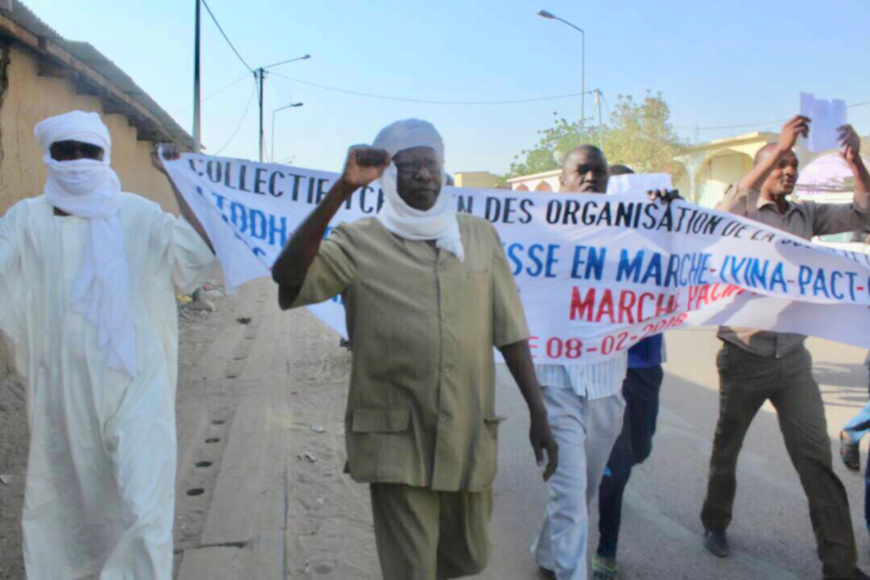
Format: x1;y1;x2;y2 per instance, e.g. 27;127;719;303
865;350;870;531
596;366;664;559
701;342;857;579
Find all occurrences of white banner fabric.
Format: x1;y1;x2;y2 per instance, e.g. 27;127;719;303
164;154;870;364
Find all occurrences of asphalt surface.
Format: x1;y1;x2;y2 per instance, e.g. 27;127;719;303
473;328;870;580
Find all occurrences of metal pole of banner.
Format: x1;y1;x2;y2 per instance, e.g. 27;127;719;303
193;0;202;154
538;10;586;138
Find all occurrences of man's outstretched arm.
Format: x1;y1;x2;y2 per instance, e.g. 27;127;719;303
839;125;870;205
151;144;214;253
738;115;809;192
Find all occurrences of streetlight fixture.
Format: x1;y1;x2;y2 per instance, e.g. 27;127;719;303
271;102;304;163
537;9;585;138
256;54;311;162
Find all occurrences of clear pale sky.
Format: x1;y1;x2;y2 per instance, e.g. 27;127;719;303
27;0;870;174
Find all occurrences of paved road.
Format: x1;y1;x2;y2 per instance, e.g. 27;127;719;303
170;286;870;579
475;328;870;580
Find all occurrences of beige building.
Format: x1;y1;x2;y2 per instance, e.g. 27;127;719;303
506;131;870;209
673;132;778;207
505;133;781;203
0;1;193;380
506;169;560;192
0;1;192;215
452;171;500;189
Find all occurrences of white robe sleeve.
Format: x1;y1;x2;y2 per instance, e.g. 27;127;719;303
152;209;218;294
0;203;24;346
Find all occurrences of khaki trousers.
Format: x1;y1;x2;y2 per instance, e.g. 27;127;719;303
370;483;493;580
701;342;857;579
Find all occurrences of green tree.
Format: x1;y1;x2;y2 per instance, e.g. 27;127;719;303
505;91;686;180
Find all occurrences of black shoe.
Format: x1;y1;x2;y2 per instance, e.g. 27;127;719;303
538;566;556;580
703;528;730;558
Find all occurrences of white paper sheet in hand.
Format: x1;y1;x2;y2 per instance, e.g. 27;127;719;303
606;173;672;196
800;92;847;153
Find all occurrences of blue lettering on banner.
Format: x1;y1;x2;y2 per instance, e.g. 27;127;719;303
720;256;788;293
505;243;561;278
571;246;606;280
798;266;861;300
208;190;292;249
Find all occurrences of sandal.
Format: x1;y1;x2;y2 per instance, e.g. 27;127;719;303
841;430;860;471
592;555;618;580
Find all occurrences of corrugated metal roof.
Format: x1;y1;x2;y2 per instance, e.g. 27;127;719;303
1;1;193;148
3;0;62;40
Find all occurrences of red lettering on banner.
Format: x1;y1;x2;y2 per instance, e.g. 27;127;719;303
687;283;746;310
596;291;615;323
570;288;596;321
618;290;637;324
655;294;678;317
638;292;655;322
710;283;722;302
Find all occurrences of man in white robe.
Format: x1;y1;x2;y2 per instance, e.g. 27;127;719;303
0;110;216;579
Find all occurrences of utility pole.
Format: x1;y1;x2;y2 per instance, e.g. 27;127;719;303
594;89;603;149
192;0;202;153
255;54;310;163
580;31;585;138
257;68;266;162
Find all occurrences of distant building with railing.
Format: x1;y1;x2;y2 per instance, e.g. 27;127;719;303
505;132;870;211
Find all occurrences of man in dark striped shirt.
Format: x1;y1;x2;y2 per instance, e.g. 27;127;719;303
592;165;667;580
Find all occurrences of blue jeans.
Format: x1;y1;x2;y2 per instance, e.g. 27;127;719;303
595;366;664;559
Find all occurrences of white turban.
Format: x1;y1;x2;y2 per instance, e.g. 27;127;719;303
34;111;136;377
373;119;463;261
35;110;113;159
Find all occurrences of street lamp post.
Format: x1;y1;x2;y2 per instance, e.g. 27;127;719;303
271;102;304;163
538;10;585;138
256;53;310;162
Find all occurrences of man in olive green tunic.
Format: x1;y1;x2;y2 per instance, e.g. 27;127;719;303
272;119;558;580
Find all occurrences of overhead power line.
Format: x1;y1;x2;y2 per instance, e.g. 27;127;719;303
271;72;584;105
675;99;870;132
270;73;870;133
173;72;252;115
201;0;254;72
213;80;258;155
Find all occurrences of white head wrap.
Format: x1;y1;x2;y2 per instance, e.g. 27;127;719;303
373;119;464;261
34;111;136;377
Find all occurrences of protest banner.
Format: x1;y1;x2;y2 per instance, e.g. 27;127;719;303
163;153;870;364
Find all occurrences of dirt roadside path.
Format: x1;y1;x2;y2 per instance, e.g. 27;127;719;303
0;276;394;580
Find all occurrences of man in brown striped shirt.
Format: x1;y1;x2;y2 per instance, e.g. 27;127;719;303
701;116;870;580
